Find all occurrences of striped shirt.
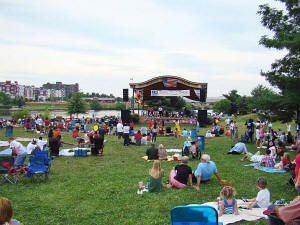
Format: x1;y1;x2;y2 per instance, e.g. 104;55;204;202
10;140;25;156
223;198;235;214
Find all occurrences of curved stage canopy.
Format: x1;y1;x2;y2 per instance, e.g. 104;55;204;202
129;75;207;102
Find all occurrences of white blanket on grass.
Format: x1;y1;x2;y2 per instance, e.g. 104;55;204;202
190;200;267;225
0;141;9;147
166;149;182;153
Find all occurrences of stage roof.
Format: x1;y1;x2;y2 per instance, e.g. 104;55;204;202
129;75;207;102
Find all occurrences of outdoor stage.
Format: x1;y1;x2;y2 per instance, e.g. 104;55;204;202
139;116;197;124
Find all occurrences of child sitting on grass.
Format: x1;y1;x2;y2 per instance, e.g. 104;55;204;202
218;183;239;216
260;149;275;167
247;177;271;209
148;160;164;192
275;152;291;169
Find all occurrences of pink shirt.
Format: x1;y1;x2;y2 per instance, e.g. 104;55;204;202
10;140;25;156
279;196;300;223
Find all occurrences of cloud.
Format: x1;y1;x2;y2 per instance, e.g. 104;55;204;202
0;0;288;97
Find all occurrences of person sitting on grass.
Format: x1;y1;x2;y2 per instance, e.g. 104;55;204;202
218;183;239;217
275;152;291;170
193;154;223;190
0;198;23;225
247;177;271;209
182;128;188;137
165;156;193;189
148;160;164;192
266;196;300;225
146;143;158;160
158;144;168;160
261;149;275;167
133;130;142;146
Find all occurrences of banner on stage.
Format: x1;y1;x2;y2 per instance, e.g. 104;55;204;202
134;89;143;104
151;90;190;97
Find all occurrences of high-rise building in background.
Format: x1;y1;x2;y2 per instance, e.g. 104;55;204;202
42;82;79;98
0;80;79;100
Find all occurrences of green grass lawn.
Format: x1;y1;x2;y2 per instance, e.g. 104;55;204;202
0;117;298;225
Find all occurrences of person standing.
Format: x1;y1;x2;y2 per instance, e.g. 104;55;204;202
151;124;158;143
229;121;235;140
123;123;130;146
5;121;13;137
116;121;123;142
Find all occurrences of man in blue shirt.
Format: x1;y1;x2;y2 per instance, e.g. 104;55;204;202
228;142;248;154
193;154;223;190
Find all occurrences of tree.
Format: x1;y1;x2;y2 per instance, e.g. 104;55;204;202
145;96;187;111
213;99;231;114
249;85;279;111
0;92;11;105
67;92;88;117
90;100;102;110
223;90;240;114
258;0;300;121
12;109;31;120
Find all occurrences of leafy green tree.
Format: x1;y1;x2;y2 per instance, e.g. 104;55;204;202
16;97;25;108
41;109;51;119
213;99;231;114
90;100;102;110
249;85;279;111
236;96;251;115
67;92;88;117
258;0;300;121
12;109;31;120
223;90;240;114
0;92;11;105
145;96;187;111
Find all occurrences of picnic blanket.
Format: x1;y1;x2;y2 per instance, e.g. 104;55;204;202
142;156;174;162
244;163;286;173
0;148;12;155
59;148;90;156
166;149;182;153
0;141;9;147
190;200;267;225
15;137;33;142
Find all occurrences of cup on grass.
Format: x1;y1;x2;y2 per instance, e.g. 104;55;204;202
138;181;143;189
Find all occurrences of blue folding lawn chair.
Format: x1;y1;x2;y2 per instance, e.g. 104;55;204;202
170;205;222;225
27;151;51;182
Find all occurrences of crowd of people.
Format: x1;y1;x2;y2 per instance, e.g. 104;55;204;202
1;113;300;224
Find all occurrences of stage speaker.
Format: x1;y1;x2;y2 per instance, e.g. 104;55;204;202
166;127;172;134
121;109;131;124
200;88;206;102
197;110;207;127
123;89;129;102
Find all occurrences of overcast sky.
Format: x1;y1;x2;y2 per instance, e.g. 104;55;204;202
0;0;286;97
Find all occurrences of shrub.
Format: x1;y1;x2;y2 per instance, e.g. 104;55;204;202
115;103;126;110
41;109;51;119
130;114;140;123
12;109;31;120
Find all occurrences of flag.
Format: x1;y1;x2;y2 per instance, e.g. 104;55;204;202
162;78;178;87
